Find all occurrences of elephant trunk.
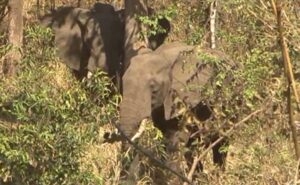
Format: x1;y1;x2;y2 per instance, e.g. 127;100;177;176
118;100;148;139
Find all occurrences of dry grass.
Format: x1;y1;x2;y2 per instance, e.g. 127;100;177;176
206;122;296;185
44;61;73;90
81;115;297;185
79;124;122;185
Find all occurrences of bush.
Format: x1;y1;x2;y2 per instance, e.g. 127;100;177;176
0;25;119;185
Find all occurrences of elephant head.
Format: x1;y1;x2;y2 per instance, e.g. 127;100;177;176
119;42;195;138
118;42;237;138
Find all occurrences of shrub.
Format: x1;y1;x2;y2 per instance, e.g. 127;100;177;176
0;25;119;185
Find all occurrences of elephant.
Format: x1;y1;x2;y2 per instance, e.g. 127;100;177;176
118;42;236;181
40;3;171;90
40;3;124;87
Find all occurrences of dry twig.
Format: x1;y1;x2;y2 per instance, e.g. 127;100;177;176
294;158;300;184
274;1;300;109
274;0;300;159
183;108;263;185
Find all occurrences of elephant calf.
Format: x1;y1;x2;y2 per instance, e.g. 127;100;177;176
119;42;236;181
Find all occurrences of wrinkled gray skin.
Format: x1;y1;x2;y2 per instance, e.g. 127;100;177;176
119;42;232;175
40;3;170;88
41;3;123;86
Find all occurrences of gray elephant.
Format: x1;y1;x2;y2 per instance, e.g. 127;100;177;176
118;42;235;178
41;3;124;87
40;3;171;89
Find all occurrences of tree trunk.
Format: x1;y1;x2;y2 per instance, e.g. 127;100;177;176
3;0;23;77
50;0;55;11
123;0;148;72
36;0;40;17
0;0;8;23
77;0;81;7
274;0;300;159
209;0;217;49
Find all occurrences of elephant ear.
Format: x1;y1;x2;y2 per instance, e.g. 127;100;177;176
166;56;214;120
49;8;91;71
163;47;234;120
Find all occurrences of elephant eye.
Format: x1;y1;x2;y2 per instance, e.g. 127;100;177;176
149;80;160;93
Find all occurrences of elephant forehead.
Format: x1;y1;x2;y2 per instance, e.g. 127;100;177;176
155;42;194;61
155;42;194;52
128;53;169;73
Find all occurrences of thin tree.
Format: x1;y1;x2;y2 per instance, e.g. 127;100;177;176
123;0;148;72
0;0;8;23
272;0;300;159
3;0;24;77
209;0;217;49
77;0;81;7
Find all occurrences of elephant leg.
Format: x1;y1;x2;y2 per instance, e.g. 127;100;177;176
72;68;88;81
192;103;230;169
185;133;203;173
163;128;189;184
211;134;229;169
183;125;205;178
118;120;149;184
157;126;190;175
153;106;196;168
120;153;140;185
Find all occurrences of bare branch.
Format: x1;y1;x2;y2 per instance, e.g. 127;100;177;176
183;108;263;185
294;158;300;184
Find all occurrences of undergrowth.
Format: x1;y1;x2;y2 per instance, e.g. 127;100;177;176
0;25;120;185
118;0;299;184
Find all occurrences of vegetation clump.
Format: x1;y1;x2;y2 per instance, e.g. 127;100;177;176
0;25;119;185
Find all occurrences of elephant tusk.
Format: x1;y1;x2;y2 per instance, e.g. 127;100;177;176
103;119;147;143
131;118;148;141
87;71;93;79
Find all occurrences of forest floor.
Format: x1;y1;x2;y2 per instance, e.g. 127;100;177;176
87;116;297;185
